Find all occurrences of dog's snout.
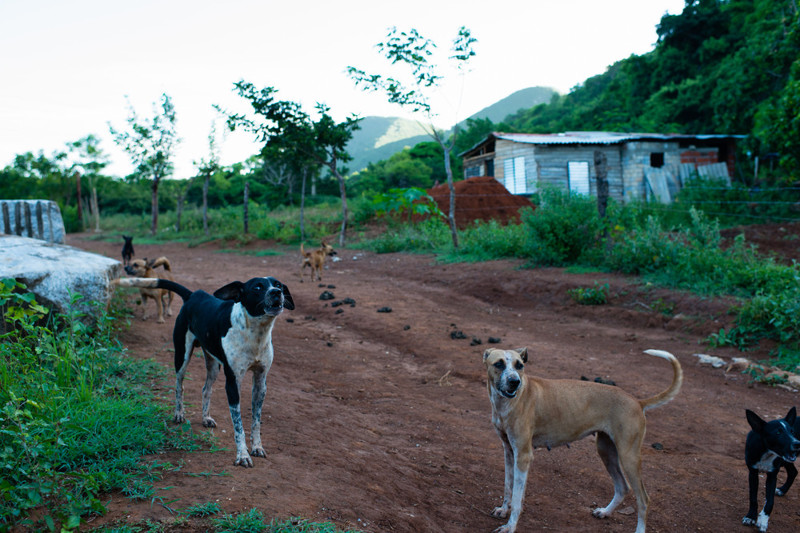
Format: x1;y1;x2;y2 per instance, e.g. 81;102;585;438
507;375;521;391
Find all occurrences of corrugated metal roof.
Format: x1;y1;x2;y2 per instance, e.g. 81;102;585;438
493;131;744;145
459;131;745;158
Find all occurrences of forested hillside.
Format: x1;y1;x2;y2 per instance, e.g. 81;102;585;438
495;0;799;177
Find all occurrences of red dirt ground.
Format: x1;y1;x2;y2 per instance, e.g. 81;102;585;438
66;222;800;533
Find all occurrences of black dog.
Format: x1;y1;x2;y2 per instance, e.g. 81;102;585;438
743;407;800;531
115;276;294;467
121;235;134;266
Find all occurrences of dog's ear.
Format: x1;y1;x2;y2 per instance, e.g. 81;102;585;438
516;347;528;364
746;409;766;434
281;283;295;310
214;281;245;303
786;406;797;426
483;349;492;363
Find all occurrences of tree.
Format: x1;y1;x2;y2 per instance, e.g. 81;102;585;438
109;93;179;235
65;135;109;231
219;81;361;246
194;121;221;236
348;26;477;248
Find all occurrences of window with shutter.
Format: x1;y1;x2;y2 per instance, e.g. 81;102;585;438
568;161;590;195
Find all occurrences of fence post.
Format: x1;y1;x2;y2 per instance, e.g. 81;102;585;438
243;180;250;234
594;151;608;219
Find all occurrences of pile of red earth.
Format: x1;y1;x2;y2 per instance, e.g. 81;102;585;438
426;176;534;228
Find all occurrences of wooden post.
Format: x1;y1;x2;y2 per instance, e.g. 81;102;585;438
75;172;83;231
594;151;609;219
243;181;250;234
594;151;611;254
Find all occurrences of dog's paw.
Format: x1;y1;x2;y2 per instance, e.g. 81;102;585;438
202;417;216;428
775;487;786;497
173;413;185;424
756;511;769;532
493;524;515;533
593;507;611;519
251;446;267;458
491;506;509;519
234;454;254;468
742;516;756;526
157;317;165;324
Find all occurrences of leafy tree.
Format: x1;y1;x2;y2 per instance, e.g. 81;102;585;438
349;148;433;196
756;60;800;178
348;26;477;248
65;135;109;231
194;121;221;236
219;81;361;245
109;93;180;235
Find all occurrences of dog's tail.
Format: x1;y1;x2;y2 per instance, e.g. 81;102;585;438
300;242;306;257
639;350;683;412
149;256;172;271
114;278;192;301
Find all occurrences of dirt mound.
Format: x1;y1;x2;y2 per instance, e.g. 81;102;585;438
427;176;534;228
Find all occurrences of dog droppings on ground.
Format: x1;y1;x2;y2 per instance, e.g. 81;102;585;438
70;232;800;533
377;307;392;313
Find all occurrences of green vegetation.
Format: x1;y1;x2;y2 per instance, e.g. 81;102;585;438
452;0;800;183
568;283;610;306
0;279;199;531
360;186;800;369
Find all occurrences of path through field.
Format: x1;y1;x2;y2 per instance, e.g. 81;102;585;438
70;232;800;532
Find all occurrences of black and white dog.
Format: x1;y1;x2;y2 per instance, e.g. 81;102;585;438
743;406;800;531
116;276;294;467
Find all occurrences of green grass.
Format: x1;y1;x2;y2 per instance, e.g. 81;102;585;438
0;279;200;531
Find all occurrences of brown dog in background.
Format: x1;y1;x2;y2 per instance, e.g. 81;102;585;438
124;257;175;323
300;241;336;282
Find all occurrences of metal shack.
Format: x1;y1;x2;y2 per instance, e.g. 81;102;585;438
459;132;743;203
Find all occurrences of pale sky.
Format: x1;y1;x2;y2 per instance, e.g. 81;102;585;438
1;0;686;179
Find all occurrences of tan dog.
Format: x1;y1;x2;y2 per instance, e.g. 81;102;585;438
124;257;175;323
483;347;682;533
300;241;336;282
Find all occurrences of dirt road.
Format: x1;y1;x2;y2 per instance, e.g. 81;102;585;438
70;234;800;532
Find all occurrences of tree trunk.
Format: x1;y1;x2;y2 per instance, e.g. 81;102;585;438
75;172;84;231
203;174;210;237
243;180;250;234
300;169;307;242
176;194;185;232
334;166;347;247
91;186;100;232
150;178;159;236
442;143;459;248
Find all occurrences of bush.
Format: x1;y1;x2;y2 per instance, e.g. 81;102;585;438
521;188;607;266
568;282;609;305
453;219;530;261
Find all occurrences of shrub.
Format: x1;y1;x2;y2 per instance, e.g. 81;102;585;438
568;282;610;305
521;188;607;266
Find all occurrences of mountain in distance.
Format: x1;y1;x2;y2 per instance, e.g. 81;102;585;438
457;86;556;126
346;86;557;173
